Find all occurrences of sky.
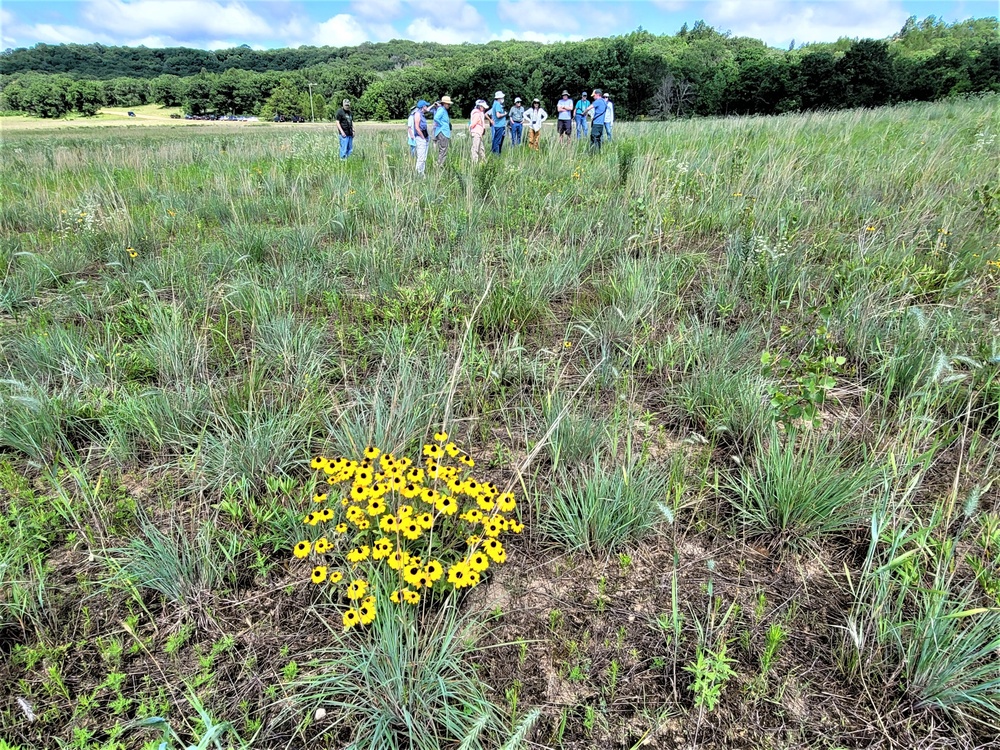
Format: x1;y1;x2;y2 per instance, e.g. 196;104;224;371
1;0;996;51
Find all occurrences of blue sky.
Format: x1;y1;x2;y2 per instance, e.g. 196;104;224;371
1;1;995;51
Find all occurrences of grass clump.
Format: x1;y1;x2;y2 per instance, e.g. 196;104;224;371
542;453;670;552
726;431;877;549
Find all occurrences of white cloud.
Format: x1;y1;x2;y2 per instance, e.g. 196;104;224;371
651;1;688;10
20;23;113;45
407;0;484;30
352;0;403;20
82;0;273;39
313;13;370;47
706;0;909;45
494;28;584;43
405;17;485;43
498;0;578;32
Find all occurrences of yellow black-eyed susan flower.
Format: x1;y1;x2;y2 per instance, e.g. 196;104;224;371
448;561;471;588
468;552;490;572
426;460;440;478
403;563;424;587
364;446;380;459
343;608;360;629
483;538;505;562
402;589;420;605
416;512;433;530
466;534;482;546
304;512;318;525
508;519;524;534
397;457;412;469
387;551;410;571
445;442;460;457
466;569;482;588
397;504;414;518
366;498;386;516
346;579;368;600
459;455;475;468
423;443;443;459
128;248;138;258
425;560;443;582
314;537;331;554
436;495;458;515
335;522;348;534
421;488;439;504
358;600;376;625
477;496;496;512
407;467;425;483
461;509;484;524
313;493;328;504
346;546;370;564
329;571;343;583
402;521;423;541
311;566;328;584
351;484;369;502
310;456;327;470
372;537;393;560
379;514;399;533
355;469;373;487
293;540;311;559
356;519;370;530
498;493;516;513
434;430;449;442
390;589;402;603
320;508;334;522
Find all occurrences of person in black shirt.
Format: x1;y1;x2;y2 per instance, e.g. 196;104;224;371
335;99;354;160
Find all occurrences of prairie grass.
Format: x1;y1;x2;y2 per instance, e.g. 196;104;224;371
1;96;998;747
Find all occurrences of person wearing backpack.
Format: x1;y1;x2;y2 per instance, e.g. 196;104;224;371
413;100;431;175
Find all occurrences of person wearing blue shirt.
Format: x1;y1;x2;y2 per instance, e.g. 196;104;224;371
432;95;453;167
586;89;608;151
574;92;589;139
490;91;507;154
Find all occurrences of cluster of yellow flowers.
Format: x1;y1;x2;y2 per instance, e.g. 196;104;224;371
292;432;522;630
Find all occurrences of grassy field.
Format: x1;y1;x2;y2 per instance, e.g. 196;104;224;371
1;95;999;750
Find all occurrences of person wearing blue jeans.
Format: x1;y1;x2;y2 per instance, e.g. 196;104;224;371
335;99;354;159
508;97;525;146
490;91;508;154
574;92;589;139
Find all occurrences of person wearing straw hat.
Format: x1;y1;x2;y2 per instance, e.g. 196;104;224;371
556;90;573;141
490;91;508;154
413;99;431;175
508;96;525;147
525;98;547;151
574;90;589;140
469;99;489;164
432;95;453;167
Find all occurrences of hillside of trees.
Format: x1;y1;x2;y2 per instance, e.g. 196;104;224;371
1;16;996;120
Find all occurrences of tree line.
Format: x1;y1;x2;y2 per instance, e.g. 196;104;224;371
1;16;996;121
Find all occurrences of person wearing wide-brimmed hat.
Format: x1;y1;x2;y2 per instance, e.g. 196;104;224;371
413;99;431;175
574;90;589;140
432;95;453;167
469;99;489;164
556;90;573;141
525;98;547;151
490;91;508;154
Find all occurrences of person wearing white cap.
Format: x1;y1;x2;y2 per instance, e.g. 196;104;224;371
508;96;525;147
490;91;507;155
469;99;489;164
432;95;453;167
525;98;547;151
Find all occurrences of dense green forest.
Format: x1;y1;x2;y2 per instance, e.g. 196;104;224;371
1;15;996;120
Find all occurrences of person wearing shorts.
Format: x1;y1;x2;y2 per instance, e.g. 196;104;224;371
556;90;573;140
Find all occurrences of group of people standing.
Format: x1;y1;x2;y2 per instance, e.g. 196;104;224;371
406;89;615;174
334;89;615;174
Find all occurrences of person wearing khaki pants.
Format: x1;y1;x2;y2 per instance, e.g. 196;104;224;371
433;95;453;167
525;98;547;151
469;99;488;164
